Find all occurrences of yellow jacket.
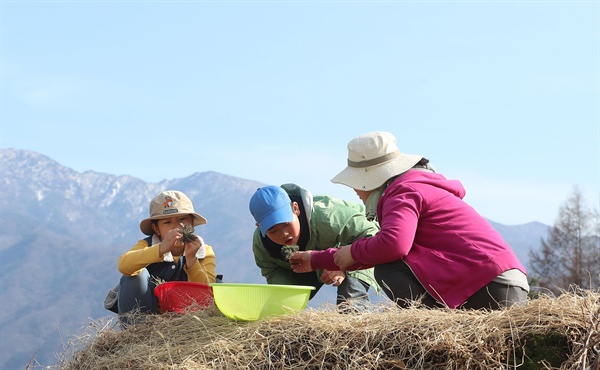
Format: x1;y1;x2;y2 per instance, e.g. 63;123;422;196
118;235;217;284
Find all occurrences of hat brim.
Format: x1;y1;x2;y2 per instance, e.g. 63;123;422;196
331;153;423;191
258;204;294;237
139;212;207;236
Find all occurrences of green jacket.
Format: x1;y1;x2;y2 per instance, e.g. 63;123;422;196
252;183;380;290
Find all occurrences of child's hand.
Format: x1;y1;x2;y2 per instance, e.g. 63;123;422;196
333;245;356;271
184;235;204;269
320;270;345;287
159;228;184;255
289;251;313;273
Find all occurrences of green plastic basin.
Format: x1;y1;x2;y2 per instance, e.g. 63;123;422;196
209;283;315;321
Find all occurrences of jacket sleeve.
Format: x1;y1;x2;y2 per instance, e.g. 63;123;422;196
252;229;298;285
310;248;375;271
351;185;421;265
336;210;380;245
185;245;217;284
311;197;380;250
117;239;165;276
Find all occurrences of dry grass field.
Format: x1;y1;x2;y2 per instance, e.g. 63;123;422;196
47;290;599;370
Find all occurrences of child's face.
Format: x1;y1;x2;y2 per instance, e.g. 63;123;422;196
265;202;301;246
152;215;194;240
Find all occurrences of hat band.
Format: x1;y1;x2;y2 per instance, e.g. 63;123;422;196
347;150;401;168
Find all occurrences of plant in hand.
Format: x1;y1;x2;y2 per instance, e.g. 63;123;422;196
281;244;299;260
179;223;197;244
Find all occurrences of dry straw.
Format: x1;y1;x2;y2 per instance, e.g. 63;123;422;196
49;289;599;370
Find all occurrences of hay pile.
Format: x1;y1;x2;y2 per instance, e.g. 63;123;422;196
53;291;599;370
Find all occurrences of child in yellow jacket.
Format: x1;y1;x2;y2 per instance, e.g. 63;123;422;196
113;190;216;320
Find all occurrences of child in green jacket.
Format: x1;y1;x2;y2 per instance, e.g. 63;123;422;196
249;183;379;312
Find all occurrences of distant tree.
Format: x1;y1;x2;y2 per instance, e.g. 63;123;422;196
528;186;600;295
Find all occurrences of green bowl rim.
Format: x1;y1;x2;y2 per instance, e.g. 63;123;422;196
209;283;315;290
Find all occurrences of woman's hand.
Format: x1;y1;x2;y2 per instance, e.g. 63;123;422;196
320;270;345;287
333;245;356;271
289;251;313;273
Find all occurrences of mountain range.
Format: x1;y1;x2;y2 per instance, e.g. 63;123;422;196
0;148;550;369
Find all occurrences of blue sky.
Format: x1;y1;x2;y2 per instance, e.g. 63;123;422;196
1;0;598;226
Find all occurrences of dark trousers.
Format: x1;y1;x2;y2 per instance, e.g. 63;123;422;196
118;268;159;315
374;259;528;310
116;269;160;326
293;271;371;312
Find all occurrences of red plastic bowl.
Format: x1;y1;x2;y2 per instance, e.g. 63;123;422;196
154;281;214;313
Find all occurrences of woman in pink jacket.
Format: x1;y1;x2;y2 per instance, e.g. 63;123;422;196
290;131;529;310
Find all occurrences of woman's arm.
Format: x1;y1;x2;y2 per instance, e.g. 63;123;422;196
289;248;374;272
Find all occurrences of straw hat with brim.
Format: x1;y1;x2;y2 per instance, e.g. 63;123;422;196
331;131;423;191
139;190;207;235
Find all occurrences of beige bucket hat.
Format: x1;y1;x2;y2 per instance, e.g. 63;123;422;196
331;131;423;191
139;190;207;235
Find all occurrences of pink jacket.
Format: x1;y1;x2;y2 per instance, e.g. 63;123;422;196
313;170;527;308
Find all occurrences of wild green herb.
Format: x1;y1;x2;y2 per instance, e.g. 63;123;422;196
179;223;197;244
281;245;299;260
